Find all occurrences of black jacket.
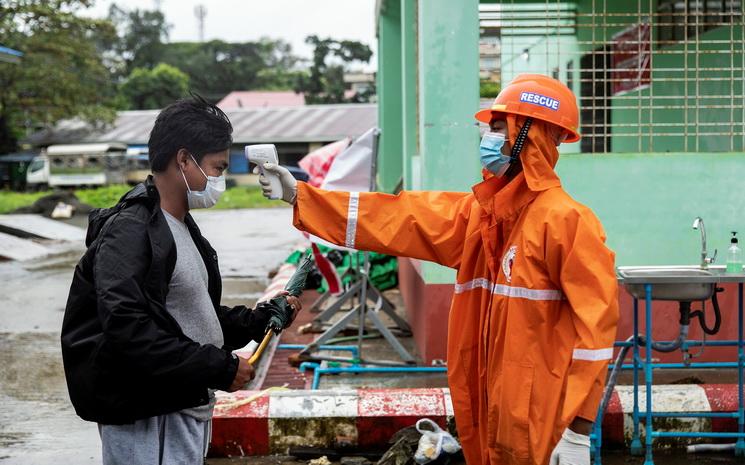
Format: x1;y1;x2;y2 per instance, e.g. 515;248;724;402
61;177;270;424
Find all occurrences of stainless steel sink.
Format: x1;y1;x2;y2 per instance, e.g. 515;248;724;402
617;266;717;301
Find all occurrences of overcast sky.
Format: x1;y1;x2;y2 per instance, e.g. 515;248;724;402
84;0;377;70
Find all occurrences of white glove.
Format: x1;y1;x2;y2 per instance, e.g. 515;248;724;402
549;428;591;465
257;163;297;204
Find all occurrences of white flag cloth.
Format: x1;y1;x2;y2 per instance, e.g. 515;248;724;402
298;138;350;188
320;127;378;192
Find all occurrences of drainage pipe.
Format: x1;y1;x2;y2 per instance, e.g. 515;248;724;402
639;324;690;353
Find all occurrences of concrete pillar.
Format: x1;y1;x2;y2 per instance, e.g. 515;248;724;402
401;0;418;190
376;0;404;193
417;0;481;193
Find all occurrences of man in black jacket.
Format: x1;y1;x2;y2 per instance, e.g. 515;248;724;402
61;96;301;464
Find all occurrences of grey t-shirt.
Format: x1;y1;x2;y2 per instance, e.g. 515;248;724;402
163;211;225;420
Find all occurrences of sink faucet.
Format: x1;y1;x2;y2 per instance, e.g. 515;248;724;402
692;217;717;269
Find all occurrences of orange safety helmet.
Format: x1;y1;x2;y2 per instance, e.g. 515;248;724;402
475;74;581;143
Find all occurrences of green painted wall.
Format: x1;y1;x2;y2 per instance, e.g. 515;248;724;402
416;0;480;283
557;152;745;267
416;0;481;192
377;0;404;193
401;0;418;190
379;0;481;194
377;0;481;284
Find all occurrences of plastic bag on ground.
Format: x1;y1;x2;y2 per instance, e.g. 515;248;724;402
414;419;461;464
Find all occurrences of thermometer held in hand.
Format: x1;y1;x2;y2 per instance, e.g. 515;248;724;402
245;144;283;200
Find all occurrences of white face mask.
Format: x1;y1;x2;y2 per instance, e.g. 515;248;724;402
180;154;226;209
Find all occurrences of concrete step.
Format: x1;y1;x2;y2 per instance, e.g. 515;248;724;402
0;214;85;241
0;232;51;261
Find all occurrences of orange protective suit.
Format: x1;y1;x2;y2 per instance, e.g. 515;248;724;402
292;114;619;465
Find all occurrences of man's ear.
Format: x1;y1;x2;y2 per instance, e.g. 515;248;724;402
175;149;190;169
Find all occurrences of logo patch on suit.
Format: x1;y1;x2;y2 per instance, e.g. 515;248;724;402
502;246;517;283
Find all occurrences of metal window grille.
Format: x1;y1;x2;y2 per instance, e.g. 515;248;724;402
479;0;744;154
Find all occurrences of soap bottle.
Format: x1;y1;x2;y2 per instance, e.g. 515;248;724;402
727;231;742;273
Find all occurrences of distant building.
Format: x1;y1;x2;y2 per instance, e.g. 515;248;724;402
216;91;305;109
344;72;376;100
22;104;377;182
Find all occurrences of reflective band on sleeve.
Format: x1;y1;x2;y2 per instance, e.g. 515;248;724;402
345;192;360;249
492;284;563;301
572;348;614;361
454;278;492;294
453;278;563;301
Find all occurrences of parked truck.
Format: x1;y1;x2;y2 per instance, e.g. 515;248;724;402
26;143;127;189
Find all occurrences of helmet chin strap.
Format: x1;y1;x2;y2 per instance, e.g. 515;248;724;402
510;117;533;159
504;117;533;178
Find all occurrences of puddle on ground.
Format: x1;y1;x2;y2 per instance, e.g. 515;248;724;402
0;332;67;402
0;331;99;463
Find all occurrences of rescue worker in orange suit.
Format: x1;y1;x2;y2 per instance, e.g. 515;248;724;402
258;74;619;465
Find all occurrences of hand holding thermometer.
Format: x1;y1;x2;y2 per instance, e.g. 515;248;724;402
245;144;283;200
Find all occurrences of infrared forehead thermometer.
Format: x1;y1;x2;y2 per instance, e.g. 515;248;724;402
245;144;283;201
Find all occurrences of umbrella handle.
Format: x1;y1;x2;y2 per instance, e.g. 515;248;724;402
248;331;274;365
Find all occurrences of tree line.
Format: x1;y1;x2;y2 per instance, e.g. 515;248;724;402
0;0;374;154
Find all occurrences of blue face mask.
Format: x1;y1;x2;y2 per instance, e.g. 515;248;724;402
480;132;512;177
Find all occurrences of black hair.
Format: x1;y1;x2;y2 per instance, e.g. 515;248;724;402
148;93;233;172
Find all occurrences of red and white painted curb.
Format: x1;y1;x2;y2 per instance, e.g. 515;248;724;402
210;388;451;456
602;383;742;445
209;384;741;457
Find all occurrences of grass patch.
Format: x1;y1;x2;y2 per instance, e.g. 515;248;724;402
0;190;52;214
75;185;132;208
213;186;284;210
0;184;283;214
